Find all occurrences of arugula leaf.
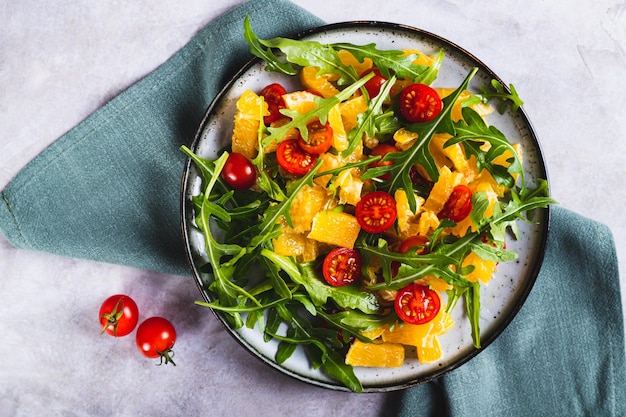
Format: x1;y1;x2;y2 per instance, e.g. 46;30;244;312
479;79;524;114
244;16;357;84
331;42;441;82
448;106;524;189
244;16;298;75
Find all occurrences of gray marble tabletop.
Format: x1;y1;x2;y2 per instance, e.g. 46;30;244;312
1;1;625;416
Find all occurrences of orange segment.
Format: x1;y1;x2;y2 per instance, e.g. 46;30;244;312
416;335;443;364
299;66;340;98
345;339;404;367
231;90;268;158
307;210;361;248
402;49;436;67
337;50;373;76
423;165;465;213
435;88;494;122
339;95;368;132
282;90;319;114
328;105;348;151
461;250;498;284
289;184;329;233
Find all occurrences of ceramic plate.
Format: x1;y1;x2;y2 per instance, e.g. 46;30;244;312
180;22;550;392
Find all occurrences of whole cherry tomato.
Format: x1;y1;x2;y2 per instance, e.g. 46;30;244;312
221;152;257;190
322;247;363;287
260;83;287;124
99;294;139;337
136;316;177;366
399;83;443;123
369;142;399;181
394;283;440;325
362;68;388;99
297;119;333;155
391;235;430;277
399;235;430;255
355;191;397;234
438;184;473;222
276;139;318;176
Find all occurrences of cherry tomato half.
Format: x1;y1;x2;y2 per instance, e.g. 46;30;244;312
260;83;287;125
362;68;388;99
276;139;318;176
99;294;139;337
399;83;443;123
297;119;333;155
394;283;441;325
221;152;257;190
136;316;177;366
322;247;363;287
355;191;398;234
438;184;473;222
369;142;399;181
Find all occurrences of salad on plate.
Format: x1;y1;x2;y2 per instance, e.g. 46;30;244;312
180;17;555;392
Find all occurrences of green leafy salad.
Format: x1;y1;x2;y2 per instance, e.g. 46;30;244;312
180;17;555;392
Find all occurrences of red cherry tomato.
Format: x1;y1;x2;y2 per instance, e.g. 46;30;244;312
260;83;287;124
394;283;441;325
136;317;177;366
399;235;430;255
221;152;257;190
276;139;318;176
399;83;443;123
362;68;388;99
369;142;399;180
355;191;398;234
391;235;430;277
322;247;363;287
99;294;139;337
438;184;473;222
297;119;333;155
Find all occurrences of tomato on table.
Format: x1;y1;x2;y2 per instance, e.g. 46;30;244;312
368;142;399;181
221;152;257;189
355;191;397;233
322;247;363;287
99;294;139;337
136;316;177;366
399;83;443;123
297;119;333;155
276;139;318;176
438;184;473;222
362;68;388;99
260;83;287;124
394;283;441;325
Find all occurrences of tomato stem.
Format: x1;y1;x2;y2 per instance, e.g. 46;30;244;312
156;349;176;366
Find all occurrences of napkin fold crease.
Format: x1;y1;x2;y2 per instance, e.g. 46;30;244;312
1;1;624;415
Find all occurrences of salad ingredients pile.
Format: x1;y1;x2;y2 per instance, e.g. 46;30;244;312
181;17;554;392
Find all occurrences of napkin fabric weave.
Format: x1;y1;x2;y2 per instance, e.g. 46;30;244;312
1;1;624;416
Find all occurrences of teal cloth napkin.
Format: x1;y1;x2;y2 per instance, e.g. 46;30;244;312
1;1;624;415
0;0;324;276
